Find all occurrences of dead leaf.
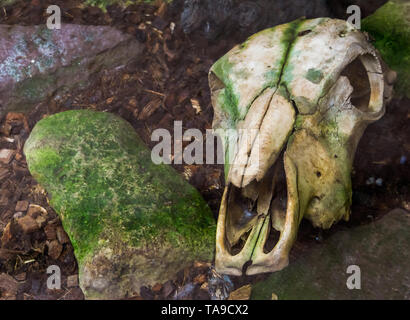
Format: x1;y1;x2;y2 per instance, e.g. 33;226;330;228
228;284;252;300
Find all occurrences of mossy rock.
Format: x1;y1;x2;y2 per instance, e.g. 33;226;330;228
362;0;410;98
251;209;410;300
24;110;216;299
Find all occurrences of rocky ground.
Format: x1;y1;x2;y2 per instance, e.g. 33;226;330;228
0;0;409;300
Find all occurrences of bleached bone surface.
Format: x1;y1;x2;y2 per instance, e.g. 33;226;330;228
209;18;394;276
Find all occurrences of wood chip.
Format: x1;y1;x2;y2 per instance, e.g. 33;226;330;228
0;167;10;180
138;98;162;120
15;200;29;212
14;272;27;282
0;273;20;297
0;149;14;164
56;226;70;244
190;98;201;114
44;224;57;240
47;240;63;260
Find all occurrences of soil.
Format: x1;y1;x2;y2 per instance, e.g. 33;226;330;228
0;0;409;300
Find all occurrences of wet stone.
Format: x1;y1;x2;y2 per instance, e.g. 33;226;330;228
251;209;410;299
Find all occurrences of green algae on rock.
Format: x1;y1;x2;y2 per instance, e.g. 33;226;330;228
251;209;410;300
362;0;410;98
24;110;215;299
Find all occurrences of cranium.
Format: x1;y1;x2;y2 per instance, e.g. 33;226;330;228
209;18;394;276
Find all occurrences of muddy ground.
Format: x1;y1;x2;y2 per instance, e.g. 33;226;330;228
0;0;409;300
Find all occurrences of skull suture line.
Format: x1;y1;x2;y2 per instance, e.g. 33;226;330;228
209;18;395;276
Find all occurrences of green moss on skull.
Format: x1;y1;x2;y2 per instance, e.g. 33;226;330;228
305;68;324;84
212;55;241;122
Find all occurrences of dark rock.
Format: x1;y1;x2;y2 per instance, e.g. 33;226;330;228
178;0;389;40
140;286;155;300
179;0;331;40
176;283;197;300
0;24;143;118
251;208;410;299
162;280;176;298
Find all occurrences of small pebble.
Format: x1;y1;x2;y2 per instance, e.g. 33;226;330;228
400;156;406;165
366;177;375;185
375;178;383;186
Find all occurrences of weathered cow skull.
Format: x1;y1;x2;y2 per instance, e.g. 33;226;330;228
209;18;395;276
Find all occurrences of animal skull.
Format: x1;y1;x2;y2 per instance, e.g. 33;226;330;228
209;18;395;276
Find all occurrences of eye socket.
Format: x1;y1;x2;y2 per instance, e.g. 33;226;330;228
340;53;384;113
340;55;371;112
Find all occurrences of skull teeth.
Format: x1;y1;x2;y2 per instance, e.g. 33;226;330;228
215;153;301;276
